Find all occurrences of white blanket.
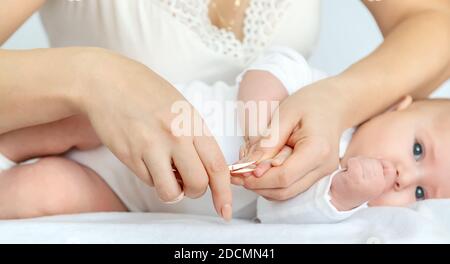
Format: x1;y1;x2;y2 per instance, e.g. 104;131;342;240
1;199;449;244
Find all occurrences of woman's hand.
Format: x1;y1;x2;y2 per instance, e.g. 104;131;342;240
73;48;232;220
237;77;349;200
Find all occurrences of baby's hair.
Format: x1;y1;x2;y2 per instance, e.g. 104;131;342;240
408;97;450;112
413;97;450;103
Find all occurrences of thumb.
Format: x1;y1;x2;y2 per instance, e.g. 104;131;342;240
380;159;397;192
241;104;298;163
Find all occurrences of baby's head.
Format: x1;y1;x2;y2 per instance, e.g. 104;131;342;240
343;96;450;207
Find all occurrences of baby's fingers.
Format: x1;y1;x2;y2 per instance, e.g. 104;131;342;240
252;146;293;177
380;159;396;191
252;160;272;177
271;145;293;166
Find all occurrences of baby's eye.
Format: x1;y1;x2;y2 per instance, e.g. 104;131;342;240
413;142;423;161
415;186;425;201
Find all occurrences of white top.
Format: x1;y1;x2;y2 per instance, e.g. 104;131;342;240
39;0;321;84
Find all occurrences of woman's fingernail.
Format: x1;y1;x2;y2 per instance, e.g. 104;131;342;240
221;204;232;222
162;191;185;204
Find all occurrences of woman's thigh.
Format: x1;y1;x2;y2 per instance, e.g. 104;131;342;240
0;156;127;219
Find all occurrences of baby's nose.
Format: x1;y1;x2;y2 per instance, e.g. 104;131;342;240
394;163;419;191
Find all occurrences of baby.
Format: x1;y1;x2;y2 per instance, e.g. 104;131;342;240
256;95;450;223
0;47;449;222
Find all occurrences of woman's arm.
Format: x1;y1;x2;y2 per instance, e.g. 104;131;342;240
337;0;450;128
0;47;233;220
0;0;233;219
0;0;46;45
0;48;84;134
0;1;70;132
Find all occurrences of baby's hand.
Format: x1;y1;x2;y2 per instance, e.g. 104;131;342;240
330;157;394;211
231;145;292;186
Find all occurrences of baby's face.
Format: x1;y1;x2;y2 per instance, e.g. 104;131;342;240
343;99;450;207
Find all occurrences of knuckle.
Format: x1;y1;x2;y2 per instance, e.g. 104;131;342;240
277;169;291;188
351;172;362;184
114;144;132;162
350;159;364;177
184;178;209;198
347;157;360;168
271;190;287;201
187;188;208;199
324;160;339;174
171;133;191;145
314;138;331;159
158;188;181;202
143;134;160;148
206;157;228;175
277;188;294;201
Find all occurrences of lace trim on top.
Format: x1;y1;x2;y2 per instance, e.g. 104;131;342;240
158;0;291;62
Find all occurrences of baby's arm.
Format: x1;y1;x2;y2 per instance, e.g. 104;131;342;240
235;47;324;174
0;115;100;168
238;70;288;145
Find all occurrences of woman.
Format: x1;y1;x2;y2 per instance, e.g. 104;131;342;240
0;0;449;220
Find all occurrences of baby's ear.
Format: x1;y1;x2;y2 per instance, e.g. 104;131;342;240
389;95;413;112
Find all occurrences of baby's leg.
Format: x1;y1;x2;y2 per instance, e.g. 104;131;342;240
0;115;100;163
0;157;126;219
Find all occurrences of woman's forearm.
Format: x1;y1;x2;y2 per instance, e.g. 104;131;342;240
333;9;450;129
0;48;93;134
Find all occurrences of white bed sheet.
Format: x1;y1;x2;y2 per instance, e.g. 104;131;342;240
1;199;449;244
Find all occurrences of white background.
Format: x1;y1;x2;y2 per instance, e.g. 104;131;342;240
2;0;449;96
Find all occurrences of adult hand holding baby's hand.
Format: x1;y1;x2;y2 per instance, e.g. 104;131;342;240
236;78;347;200
330;157;394;211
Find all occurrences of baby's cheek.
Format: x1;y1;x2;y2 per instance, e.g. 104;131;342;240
368;190;413;207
